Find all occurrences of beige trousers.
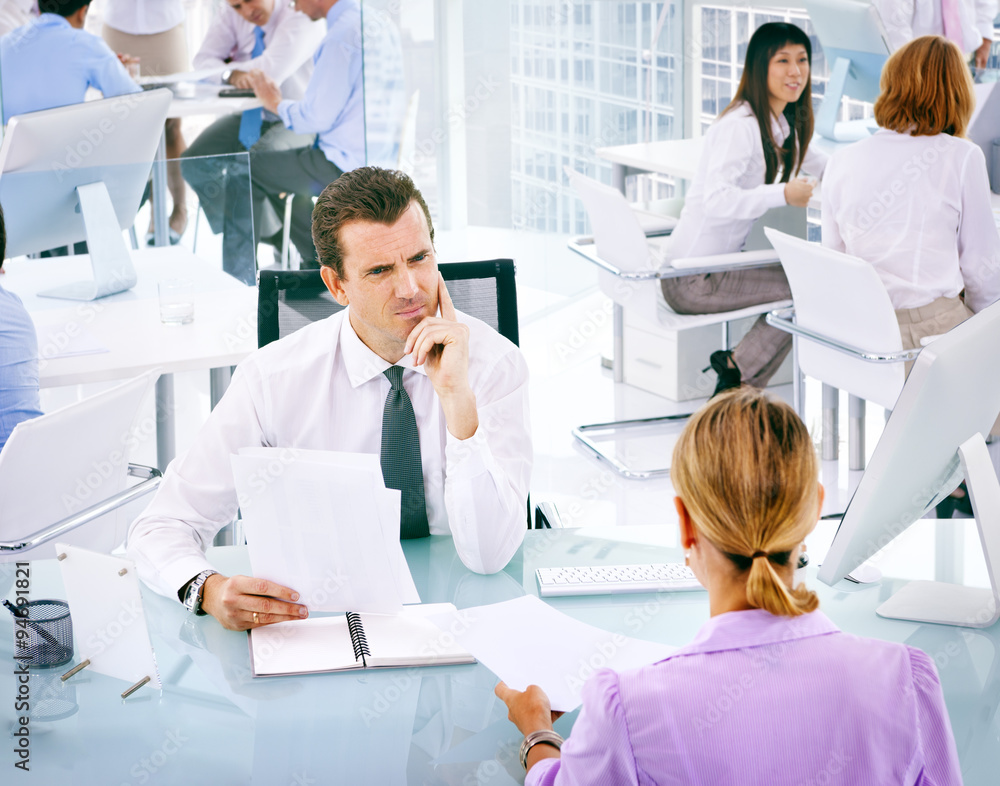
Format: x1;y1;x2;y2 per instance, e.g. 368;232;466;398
102;23;189;77
896;295;999;436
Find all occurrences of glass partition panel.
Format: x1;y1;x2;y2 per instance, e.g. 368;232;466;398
359;0;686;305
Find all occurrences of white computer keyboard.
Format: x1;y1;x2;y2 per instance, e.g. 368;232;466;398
536;563;704;597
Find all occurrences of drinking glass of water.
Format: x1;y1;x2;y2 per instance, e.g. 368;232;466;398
158;280;195;325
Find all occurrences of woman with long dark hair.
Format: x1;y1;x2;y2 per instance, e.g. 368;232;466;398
663;22;826;396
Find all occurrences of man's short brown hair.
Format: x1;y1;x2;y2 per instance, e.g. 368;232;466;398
874;35;975;137
311;167;435;279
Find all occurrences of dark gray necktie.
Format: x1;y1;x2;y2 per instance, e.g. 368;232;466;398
380;366;429;539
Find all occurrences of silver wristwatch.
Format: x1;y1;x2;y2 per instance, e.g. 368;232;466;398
183;570;219;616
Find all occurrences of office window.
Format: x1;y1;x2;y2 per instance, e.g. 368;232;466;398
511;1;682;235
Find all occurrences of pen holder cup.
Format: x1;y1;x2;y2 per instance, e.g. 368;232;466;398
12;600;74;669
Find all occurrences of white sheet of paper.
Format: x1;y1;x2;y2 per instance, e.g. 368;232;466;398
428;595;676;711
33;321;109;360
137;67;228;85
232;449;419;613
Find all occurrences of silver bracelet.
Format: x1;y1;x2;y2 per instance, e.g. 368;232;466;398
519;729;564;771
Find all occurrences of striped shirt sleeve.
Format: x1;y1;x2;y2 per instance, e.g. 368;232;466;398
908;646;963;785
527;669;639;786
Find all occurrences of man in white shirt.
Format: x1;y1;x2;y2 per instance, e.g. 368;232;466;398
874;0;998;67
127;167;532;631
180;0;325;251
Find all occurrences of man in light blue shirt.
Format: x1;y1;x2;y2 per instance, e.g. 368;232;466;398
0;0;139;122
0;207;42;453
222;0;366;276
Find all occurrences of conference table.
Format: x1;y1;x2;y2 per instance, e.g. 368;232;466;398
0;525;995;784
3;248;258;469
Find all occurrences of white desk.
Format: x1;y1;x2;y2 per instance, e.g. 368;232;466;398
3;247;258;468
598;138;704;190
597;136;1000;213
166;83;262;120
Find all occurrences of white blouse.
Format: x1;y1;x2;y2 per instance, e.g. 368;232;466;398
822;129;1000;313
667;102;828;261
102;0;184;36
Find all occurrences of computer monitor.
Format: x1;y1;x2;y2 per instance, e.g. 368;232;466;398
801;0;891;141
817;300;1000;628
967;83;1000;195
0;89;172;300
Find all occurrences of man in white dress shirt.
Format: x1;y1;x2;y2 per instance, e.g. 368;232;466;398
874;0;998;67
128;167;532;631
180;0;325;255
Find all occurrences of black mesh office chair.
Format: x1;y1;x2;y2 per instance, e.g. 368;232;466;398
256;259;547;528
258;259;519;348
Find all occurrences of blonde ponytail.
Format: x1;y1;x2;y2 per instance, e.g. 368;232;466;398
671;388;820;617
745;555;818;617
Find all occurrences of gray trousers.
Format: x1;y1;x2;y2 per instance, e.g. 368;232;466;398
661;265;792;388
223;145;344;279
180;114;315;236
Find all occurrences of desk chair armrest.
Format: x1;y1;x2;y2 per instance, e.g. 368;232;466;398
567;239;784;281
765;307;923;364
670;248;780;270
566;237;663;281
0;463;162;554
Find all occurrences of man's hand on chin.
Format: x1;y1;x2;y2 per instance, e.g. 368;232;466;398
405;274;479;440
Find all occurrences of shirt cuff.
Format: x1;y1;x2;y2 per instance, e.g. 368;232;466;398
444;426;491;480
525;756;561;786
764;182;788;208
277;99;296;129
161;555;217;603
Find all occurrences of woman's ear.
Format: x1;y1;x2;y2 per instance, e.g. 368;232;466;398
675;497;697;550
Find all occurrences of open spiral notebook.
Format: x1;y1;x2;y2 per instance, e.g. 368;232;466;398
248;603;475;677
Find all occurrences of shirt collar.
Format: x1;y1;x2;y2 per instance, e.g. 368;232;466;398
326;0;358;28
770;110;790;145
668;608;840;659
37;13;69;28
338;307;428;390
261;1;288;36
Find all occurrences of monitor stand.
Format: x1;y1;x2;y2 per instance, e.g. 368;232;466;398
876;433;1000;628
815;57;879;143
37;181;138;301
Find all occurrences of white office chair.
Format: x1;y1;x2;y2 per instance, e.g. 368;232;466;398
763;229;928;470
566;168;795;479
0;372;162;562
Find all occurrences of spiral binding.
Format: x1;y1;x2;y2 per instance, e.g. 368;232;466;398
346;612;370;667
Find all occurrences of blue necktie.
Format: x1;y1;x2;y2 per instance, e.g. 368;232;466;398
237;27;266;150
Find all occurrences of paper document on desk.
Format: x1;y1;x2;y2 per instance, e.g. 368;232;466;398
232;448;420;613
137;67;228;85
427;595;676;711
33;322;109;360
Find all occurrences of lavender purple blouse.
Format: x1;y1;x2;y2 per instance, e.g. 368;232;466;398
528;609;961;786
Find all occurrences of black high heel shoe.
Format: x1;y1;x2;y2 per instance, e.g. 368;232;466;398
706;350;742;398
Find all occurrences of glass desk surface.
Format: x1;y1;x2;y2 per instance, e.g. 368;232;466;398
1;527;998;785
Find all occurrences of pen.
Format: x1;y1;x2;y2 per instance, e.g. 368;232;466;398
3;598;27;618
